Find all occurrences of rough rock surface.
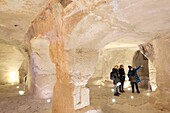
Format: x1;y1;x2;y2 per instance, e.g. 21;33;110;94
0;0;170;113
140;34;170;111
0;44;24;84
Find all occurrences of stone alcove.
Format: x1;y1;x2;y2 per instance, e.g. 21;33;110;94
132;50;157;91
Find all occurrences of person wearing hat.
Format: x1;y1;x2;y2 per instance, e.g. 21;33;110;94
128;65;143;93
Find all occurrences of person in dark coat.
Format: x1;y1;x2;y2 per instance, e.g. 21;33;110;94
119;65;125;92
110;65;120;96
128;65;143;93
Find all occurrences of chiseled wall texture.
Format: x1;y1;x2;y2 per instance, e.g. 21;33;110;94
140;34;170;111
24;0;170;112
25;1;75;112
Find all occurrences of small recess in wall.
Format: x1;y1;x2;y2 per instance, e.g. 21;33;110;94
14;24;19;27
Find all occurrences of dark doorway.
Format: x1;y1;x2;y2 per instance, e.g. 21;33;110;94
132;50;149;88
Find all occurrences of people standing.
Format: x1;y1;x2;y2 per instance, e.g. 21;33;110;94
110;65;120;96
119;65;125;93
128;65;143;93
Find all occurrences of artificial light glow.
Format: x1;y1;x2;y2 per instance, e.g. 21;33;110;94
19;90;25;95
112;99;116;103
147;93;150;96
8;71;19;83
128;88;131;91
47;99;51;103
16;86;19;89
98;86;101;88
111;89;114;92
131;96;134;99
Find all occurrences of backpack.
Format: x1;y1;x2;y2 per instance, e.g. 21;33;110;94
110;72;114;80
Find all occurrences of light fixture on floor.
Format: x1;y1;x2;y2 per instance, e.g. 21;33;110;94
146;93;150;96
128;88;131;91
19;90;25;95
112;99;116;103
47;99;51;103
111;89;114;92
16;86;19;89
131;96;134;99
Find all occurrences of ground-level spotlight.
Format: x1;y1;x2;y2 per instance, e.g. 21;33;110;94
146;93;151;96
128;88;131;91
112;99;116;103
47;99;51;103
130;96;134;99
111;89;114;92
19;90;25;95
98;86;101;88
16;86;19;89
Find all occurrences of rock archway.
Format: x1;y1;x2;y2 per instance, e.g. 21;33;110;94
22;0;170;113
133;50;157;91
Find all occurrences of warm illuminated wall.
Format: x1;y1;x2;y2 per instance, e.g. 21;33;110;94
23;0;170;113
93;48;137;80
0;44;24;84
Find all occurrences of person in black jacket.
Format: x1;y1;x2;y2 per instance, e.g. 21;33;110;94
110;65;120;96
119;65;125;92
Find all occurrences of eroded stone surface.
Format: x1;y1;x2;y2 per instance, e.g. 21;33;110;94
1;0;170;113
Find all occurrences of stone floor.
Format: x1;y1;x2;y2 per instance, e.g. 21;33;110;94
0;84;52;113
0;82;170;113
87;80;170;113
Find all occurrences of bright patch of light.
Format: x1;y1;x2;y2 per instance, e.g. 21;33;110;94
124;82;130;88
128;88;131;91
11;83;14;85
147;93;150;96
125;75;129;81
111;89;114;92
98;86;101;88
9;71;19;83
47;99;51;103
117;82;121;86
131;96;134;99
19;90;25;95
112;99;116;103
16;86;19;89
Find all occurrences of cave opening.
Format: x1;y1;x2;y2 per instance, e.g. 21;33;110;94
133;50;157;92
86;42;157;112
0;44;25;85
